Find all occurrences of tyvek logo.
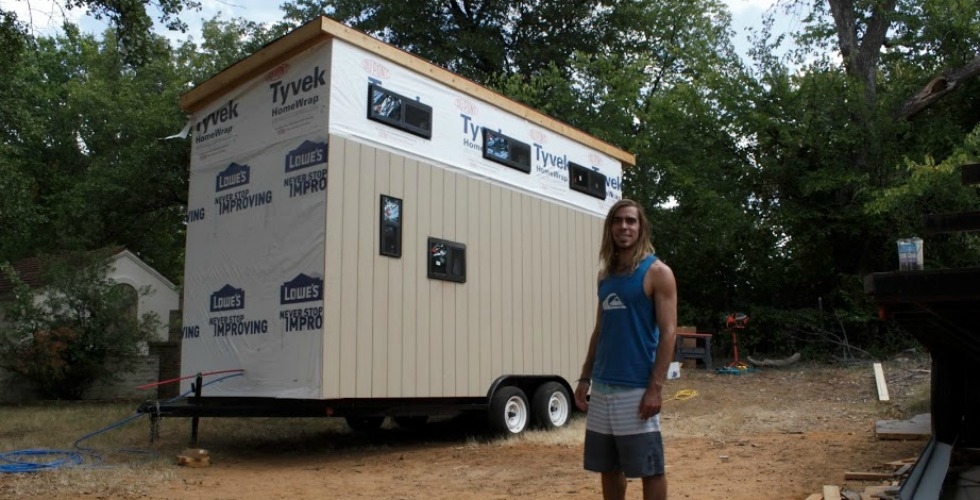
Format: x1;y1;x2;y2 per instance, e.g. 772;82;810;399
602;293;627;311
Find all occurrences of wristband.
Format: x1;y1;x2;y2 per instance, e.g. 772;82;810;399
577;378;591;384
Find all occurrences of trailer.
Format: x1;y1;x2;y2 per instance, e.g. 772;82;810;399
140;16;635;437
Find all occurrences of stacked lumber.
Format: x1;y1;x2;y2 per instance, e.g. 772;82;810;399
802;456;915;499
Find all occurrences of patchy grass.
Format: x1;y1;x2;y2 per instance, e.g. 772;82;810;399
0;360;934;499
0;402;579;498
0;402;178;498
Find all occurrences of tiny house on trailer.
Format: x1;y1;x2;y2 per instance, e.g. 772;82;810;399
149;16;635;435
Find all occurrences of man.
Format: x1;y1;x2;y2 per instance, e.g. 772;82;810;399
574;199;678;500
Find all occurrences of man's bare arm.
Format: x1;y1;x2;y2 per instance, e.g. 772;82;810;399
639;260;677;419
575;275;604;411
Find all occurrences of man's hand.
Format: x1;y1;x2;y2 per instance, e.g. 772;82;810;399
638;388;663;420
574;381;591;411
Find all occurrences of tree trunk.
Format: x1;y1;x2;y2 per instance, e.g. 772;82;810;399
897;54;980;120
826;0;896;107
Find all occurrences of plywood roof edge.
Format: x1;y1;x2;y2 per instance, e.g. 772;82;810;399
179;16;635;166
178;19;331;113
317;17;635;166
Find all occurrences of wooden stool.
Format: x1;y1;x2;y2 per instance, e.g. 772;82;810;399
674;332;713;369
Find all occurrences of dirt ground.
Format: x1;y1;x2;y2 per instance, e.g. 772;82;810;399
1;355;932;500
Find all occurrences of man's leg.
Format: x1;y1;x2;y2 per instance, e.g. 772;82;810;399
641;474;666;500
601;471;627;500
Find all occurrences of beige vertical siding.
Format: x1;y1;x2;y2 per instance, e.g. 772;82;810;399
323;135;603;399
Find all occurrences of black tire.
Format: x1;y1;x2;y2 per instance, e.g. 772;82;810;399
488;386;530;435
393;416;428;429
531;382;571;430
345;416;385;432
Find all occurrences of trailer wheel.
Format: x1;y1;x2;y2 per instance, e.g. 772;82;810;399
489;386;529;435
532;382;571;429
345;416;385;432
393;416;428;429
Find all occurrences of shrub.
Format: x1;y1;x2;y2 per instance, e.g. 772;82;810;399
0;250;160;399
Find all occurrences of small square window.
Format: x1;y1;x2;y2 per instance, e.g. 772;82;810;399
482;129;531;173
427;237;466;283
569;162;607;200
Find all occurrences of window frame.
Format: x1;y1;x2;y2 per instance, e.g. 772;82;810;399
482;128;531;173
569;161;607;200
427;237;466;283
367;83;433;139
379;194;403;258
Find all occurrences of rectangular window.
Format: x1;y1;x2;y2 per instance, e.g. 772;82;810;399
427;237;466;283
569;162;607;200
380;195;402;258
367;84;433;139
482;129;531;173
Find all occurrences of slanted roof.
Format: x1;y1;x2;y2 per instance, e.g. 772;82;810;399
179;16;636;167
0;247;134;298
0;256;43;296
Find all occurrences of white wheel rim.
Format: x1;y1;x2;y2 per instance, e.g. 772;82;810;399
504;395;528;433
547;391;570;426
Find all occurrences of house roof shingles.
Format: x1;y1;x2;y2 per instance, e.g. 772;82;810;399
0;256;44;297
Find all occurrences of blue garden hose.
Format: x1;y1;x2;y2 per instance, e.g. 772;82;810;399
0;372;243;473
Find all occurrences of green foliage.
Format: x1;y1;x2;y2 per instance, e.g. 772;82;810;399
0;250;160;399
724;0;980;359
174;16;279;85
278;0;618;84
1;0;977;363
66;0;202;65
0;28;190;280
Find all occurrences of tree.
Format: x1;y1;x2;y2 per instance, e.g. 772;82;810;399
0;27;191;280
277;0;620;84
173;16;279;85
278;0;779;333
0;250;160;399
1;0;202;65
725;0;980;354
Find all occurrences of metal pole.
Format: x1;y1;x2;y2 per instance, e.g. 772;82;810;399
191;373;202;448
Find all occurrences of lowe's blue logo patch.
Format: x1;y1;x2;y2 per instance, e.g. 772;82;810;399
215;163;250;192
285;140;328;173
280;274;323;305
210;284;245;312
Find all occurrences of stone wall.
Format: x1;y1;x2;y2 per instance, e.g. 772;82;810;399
0;355;161;402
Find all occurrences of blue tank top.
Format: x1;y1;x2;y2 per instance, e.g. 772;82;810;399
593;254;659;388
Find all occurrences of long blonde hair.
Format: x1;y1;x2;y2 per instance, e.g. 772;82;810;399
599;199;655;277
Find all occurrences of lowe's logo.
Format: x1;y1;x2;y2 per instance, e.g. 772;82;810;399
280;273;323;305
210;284;245;312
216;163;250;192
285;140;328;173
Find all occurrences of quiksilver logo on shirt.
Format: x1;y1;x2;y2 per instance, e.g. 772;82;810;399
602;293;626;311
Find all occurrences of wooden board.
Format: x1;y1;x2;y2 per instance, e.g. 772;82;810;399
844;471;896;480
875;413;931;440
823;485;842;500
873;363;890;401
